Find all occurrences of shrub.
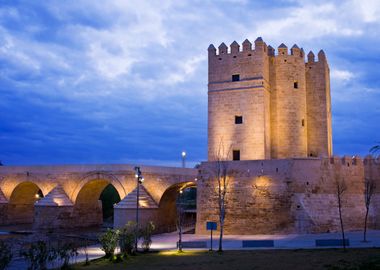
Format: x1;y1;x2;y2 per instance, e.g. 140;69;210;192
0;241;12;270
99;229;119;258
20;241;56;270
56;242;78;269
140;221;155;252
119;221;137;256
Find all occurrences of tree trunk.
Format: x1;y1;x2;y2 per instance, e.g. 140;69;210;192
363;207;369;242
178;225;182;252
218;219;223;252
338;197;346;251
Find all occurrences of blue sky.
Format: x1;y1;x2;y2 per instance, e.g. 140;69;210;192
0;0;379;166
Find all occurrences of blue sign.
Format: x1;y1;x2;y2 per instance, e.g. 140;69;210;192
206;221;217;231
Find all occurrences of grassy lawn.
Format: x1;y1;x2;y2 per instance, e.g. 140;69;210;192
72;249;380;270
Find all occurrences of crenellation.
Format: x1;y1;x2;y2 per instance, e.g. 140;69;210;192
243;39;253;52
277;43;288;55
208;44;216;56
318;49;326;62
230;40;240;54
341;155;353;166
330;156;340;164
307;51;315;63
290;44;301;56
267;45;275;56
254;37;266;51
218;42;228;54
300;48;305;58
364;155;374;165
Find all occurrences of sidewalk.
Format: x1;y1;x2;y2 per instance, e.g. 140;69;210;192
150;230;380;250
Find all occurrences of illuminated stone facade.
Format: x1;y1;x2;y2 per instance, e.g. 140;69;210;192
208;37;332;160
0;165;197;230
196;157;380;235
199;38;379;235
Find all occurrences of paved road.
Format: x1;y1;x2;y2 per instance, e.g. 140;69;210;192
8;230;380;269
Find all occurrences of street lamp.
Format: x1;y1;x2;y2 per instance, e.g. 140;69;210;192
181;151;186;168
134;166;144;252
177;189;184;252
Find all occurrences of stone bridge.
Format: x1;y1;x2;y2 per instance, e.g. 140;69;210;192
0;164;198;231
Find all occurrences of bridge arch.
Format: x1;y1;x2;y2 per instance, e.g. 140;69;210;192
157;181;197;233
8;181;44;224
72;173;124;227
70;171;126;204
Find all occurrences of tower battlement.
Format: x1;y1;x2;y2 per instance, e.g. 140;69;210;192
208;37;332;161
209;38;327;63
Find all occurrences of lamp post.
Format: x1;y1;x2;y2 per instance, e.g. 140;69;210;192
181;151;186;168
134;166;144;252
177;189;184;252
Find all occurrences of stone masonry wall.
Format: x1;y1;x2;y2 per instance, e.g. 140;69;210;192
207;38;332;160
305;51;332;157
208;38;271;160
271;45;308;158
196;157;377;235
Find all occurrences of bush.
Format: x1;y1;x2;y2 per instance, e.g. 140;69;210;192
56;242;78;269
99;229;119;258
0;241;12;270
20;241;56;270
119;221;137;256
140;221;155;252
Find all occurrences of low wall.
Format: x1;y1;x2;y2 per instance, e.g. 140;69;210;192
196;158;378;235
34;201;103;229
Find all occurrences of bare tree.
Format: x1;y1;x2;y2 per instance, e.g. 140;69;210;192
210;139;232;252
363;178;376;242
335;176;347;251
370;145;380;166
370;144;380;156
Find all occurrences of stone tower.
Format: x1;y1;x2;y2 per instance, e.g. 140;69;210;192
207;37;332;161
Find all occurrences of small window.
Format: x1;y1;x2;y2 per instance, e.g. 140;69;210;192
233;150;240;161
232;74;240;82
235;115;243;124
294;81;298;89
301;119;305;126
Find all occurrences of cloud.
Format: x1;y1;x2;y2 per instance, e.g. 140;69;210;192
331;69;355;83
0;0;379;165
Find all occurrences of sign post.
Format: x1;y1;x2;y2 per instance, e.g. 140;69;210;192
206;221;217;251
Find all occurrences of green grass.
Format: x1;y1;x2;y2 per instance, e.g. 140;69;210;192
71;248;380;270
